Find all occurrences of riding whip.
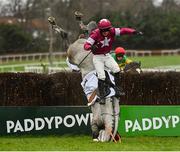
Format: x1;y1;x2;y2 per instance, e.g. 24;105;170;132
78;51;92;67
78;44;98;67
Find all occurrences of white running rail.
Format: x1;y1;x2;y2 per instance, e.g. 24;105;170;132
0;61;66;73
0;52;66;64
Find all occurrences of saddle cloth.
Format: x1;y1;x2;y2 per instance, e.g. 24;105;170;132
81;70;115;106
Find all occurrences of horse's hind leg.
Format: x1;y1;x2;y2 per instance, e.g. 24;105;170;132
90;102;103;140
100;97;114;142
112;96;121;142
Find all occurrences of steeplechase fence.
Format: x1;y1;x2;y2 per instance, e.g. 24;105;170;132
0;72;179;106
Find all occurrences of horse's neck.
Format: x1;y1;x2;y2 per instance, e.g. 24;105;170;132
67;38;95;78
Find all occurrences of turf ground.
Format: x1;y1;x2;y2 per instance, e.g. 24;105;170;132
0;135;180;151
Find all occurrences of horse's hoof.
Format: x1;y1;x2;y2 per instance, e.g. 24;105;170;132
93;138;99;142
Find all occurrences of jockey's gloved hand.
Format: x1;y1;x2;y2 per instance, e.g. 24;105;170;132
133;30;143;36
91;45;98;53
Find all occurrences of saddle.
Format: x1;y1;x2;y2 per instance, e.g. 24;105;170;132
104;71;125;98
87;71;124;106
97;71;115;104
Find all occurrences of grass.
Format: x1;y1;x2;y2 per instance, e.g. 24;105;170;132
130;55;180;68
0;135;180;151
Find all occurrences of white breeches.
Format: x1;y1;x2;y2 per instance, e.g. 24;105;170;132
93;53;120;80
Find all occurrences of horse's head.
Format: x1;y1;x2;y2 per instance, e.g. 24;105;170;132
124;61;142;74
67;38;95;78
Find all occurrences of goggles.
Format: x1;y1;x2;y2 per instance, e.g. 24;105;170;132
116;54;124;57
100;28;110;32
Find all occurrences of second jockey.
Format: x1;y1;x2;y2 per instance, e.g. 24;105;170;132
84;18;141;99
111;47;133;71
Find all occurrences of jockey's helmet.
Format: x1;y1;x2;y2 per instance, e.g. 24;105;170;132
98;19;112;31
115;47;126;57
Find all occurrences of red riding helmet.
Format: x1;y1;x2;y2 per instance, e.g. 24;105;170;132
98;19;112;30
115;47;126;55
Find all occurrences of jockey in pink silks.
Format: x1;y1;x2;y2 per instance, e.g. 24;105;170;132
84;19;141;99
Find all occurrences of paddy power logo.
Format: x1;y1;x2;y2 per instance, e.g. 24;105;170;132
6;113;92;133
125;115;179;132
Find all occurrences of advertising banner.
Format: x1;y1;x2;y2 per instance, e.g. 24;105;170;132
0;106;92;135
118;106;180;136
0;106;179;136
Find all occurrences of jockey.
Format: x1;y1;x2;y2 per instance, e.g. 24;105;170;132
111;47;133;71
84;18;142;99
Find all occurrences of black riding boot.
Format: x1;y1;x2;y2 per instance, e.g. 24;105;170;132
98;79;110;99
114;72;125;97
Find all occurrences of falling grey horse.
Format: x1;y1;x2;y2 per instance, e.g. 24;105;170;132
66;38;121;142
48;17;121;142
